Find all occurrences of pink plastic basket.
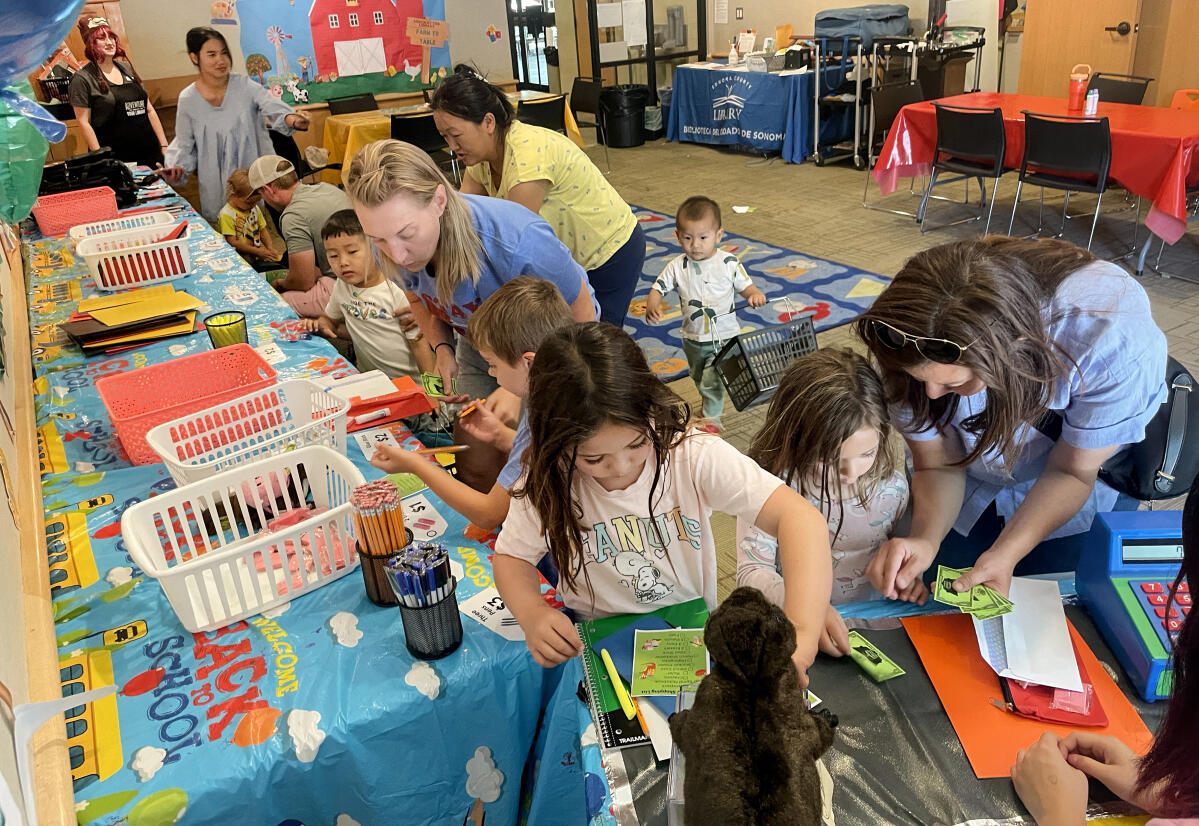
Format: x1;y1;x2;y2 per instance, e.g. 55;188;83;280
32;187;118;236
96;344;277;465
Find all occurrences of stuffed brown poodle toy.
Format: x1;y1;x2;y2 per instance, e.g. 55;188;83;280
669;587;837;826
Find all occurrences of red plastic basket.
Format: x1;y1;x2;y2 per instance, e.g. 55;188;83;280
32;186;118;236
95;344;278;465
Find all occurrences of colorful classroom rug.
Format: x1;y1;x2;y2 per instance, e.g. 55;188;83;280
625;206;891;381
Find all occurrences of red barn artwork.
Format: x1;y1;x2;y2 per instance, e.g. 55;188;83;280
308;0;424;78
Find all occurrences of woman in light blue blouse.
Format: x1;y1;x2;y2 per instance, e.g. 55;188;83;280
855;237;1167;601
159;27;308;223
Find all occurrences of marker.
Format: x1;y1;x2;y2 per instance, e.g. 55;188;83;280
600;648;636;720
352;408;390;425
413;445;470;455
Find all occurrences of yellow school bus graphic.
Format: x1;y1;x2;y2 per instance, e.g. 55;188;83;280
59;649;122;792
45;512;99;595
38;422;68;476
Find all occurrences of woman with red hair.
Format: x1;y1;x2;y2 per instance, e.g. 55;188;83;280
67;17;168;167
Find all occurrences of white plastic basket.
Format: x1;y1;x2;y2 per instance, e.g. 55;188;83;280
145;379;350;485
69;210;175;240
76;222;193;291
121;446;365;632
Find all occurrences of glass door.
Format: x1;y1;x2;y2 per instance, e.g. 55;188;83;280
507;0;557;90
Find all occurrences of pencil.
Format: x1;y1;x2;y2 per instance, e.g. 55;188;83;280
631;696;649;735
413;445;470;455
457;401;481;418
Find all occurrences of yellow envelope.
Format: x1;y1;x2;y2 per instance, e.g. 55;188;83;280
85;311;197;348
86;289;204;327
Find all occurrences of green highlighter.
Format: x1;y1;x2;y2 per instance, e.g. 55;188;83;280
846;630;906;682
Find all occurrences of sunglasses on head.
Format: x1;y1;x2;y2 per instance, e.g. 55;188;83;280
867;319;973;364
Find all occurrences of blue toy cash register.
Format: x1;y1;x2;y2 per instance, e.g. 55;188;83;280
1078;511;1190;702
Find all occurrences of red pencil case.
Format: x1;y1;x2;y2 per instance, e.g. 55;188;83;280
999;637;1108;726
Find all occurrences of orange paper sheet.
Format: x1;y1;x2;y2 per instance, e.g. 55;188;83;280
902;613;1152;778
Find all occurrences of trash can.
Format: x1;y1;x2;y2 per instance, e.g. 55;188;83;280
658;85;673;135
600;84;650;148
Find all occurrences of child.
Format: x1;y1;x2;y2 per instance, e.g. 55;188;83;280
645;196;767;431
369;276;574;531
301;210;434;380
493;322;832;684
736;349;909;657
219;168;282;272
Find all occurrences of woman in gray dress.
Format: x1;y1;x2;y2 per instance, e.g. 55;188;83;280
159;27;309;224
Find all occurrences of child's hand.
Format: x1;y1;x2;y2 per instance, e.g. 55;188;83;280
393;308;419;334
299;317;334;338
457;398;508;447
1011;733;1089;826
818;604;850;656
745;287;767;309
523;606;583;667
866;536;937;601
645;297;664;324
369;443;422;475
1059;732;1147;808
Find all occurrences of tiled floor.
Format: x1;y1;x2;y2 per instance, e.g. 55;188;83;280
588;137;1199;601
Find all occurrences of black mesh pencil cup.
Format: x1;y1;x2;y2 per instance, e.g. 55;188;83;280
395;577;463;660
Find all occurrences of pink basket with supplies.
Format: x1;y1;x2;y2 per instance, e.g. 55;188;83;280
96;344;277;465
31;186;118;236
76;221;193;291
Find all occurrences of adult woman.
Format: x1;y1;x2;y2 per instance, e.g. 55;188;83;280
159;27;308;224
1011;474;1199;823
345;139;598;487
68;17;168;167
856;237;1167;600
430;65;645;328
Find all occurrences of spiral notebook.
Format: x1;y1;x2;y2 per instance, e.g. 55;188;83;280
576;598;709;751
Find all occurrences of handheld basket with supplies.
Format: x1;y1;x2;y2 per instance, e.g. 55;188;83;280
76;220;193;291
714;304;818;411
146;379;350;486
96;344;277;465
121;445;365;632
69;210;176;240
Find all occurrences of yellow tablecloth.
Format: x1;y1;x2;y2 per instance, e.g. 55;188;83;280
322;92;585;185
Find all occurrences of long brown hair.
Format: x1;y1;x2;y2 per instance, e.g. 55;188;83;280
1135;473;1199;816
345;139;483;306
79;20;141;94
513;322;691;598
855;236;1094;466
748;348;899;540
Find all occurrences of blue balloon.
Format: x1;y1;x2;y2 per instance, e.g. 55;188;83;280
0;0;89;86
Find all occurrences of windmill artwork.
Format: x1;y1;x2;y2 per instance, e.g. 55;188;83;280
233;0;451;105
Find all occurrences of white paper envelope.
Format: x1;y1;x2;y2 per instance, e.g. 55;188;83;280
973;577;1083;692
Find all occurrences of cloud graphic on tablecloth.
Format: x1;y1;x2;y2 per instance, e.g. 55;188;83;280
329;612;362;647
465;746;504;803
131;746;167;782
405;661;440;700
287;709;326;763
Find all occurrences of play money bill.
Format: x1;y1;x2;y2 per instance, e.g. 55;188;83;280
420;372;458;397
846;630;905;682
932;565;974;608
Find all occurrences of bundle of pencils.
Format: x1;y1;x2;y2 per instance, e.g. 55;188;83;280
349;479;407;557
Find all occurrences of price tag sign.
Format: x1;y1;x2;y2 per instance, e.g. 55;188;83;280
460;586;525;640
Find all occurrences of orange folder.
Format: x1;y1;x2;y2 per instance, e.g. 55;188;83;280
902;613;1152;778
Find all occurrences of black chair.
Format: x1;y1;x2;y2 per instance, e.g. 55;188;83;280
1008;111;1111;251
267;129;314;180
1087;73;1153;106
916;103;1007;235
862;80;925;216
390;112;460;184
517;94;568;134
569;76;610;172
326;93;378;115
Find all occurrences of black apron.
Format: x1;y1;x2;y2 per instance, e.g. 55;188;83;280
94;69;163;168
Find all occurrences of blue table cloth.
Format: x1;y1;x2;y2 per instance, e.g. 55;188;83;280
23;188;560;826
666;63;852;163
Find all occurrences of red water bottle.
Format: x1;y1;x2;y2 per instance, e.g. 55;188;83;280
1067;63;1091;111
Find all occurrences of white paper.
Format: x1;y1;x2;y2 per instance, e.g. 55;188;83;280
598;40;630;63
596;1;623;28
621;0;647;46
973;577;1083;692
254;341;286;365
736;30;757;56
460;586;526;641
321;369;396;403
638;698;673;761
352;426;401;461
714;0;728;25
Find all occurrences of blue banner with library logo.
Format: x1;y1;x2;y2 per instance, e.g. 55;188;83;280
667;63;851;163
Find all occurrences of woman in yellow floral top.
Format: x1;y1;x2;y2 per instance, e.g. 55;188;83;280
431;65;646;327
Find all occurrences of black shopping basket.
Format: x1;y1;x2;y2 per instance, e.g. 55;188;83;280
713;310;818;411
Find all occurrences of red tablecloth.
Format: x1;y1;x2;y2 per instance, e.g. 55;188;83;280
873;92;1199;244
